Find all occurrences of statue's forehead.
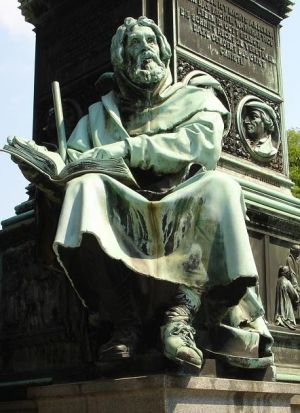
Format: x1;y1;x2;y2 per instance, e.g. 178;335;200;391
246;109;262;117
127;25;155;37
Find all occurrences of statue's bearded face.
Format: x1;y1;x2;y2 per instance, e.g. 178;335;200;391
124;25;166;87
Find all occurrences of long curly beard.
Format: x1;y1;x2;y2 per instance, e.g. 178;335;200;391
126;52;166;87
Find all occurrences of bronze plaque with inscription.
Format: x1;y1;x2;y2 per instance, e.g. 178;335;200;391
177;0;279;92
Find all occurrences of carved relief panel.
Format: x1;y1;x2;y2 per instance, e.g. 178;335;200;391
236;95;280;162
177;58;283;172
274;246;300;330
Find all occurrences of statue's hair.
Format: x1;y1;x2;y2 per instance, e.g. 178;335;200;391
254;109;275;133
291;244;300;254
111;16;172;70
278;265;290;278
245;101;275;134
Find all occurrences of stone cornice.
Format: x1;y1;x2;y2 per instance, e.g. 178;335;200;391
253;0;295;19
18;0;50;25
18;0;295;27
278;0;295;18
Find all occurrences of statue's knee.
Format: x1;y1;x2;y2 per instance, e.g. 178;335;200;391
206;171;241;196
67;173;104;191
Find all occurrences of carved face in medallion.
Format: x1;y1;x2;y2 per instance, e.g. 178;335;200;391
243;106;277;158
244;110;267;142
237;96;280;161
124;25;166;87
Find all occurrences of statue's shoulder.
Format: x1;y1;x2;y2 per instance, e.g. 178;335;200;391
88;101;104;114
178;70;231;133
181;70;222;91
95;72;114;96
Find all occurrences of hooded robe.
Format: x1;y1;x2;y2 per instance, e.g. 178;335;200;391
53;69;273;368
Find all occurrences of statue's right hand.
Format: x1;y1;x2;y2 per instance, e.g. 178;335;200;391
11;156;40;182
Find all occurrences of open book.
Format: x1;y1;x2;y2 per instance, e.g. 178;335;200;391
1;136;139;189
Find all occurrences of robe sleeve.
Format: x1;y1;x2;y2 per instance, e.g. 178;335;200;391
286;280;300;303
66;114;93;162
126;111;224;174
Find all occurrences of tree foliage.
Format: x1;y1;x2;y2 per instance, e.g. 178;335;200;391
287;129;300;199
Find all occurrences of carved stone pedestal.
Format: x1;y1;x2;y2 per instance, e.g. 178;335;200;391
0;375;300;413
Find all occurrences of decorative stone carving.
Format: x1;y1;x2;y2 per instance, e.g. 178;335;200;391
247;208;300;240
18;0;49;25
279;0;295;18
287;245;300;322
286;245;300;282
0;234;89;372
14;183;36;215
274;246;300;330
274;265;299;330
237;96;280;162
177;57;283;172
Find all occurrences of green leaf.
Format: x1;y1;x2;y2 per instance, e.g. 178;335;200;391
288;128;300;199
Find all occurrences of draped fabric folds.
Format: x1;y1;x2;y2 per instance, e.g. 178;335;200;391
53;70;274;367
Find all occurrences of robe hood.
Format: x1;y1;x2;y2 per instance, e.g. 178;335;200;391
96;67;231;136
95;66;173;108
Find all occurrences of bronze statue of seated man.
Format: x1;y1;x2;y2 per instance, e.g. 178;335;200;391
9;16;274;371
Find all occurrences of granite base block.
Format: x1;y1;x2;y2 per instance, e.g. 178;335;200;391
0;375;300;413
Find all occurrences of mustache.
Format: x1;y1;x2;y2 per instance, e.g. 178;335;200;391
136;51;164;69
